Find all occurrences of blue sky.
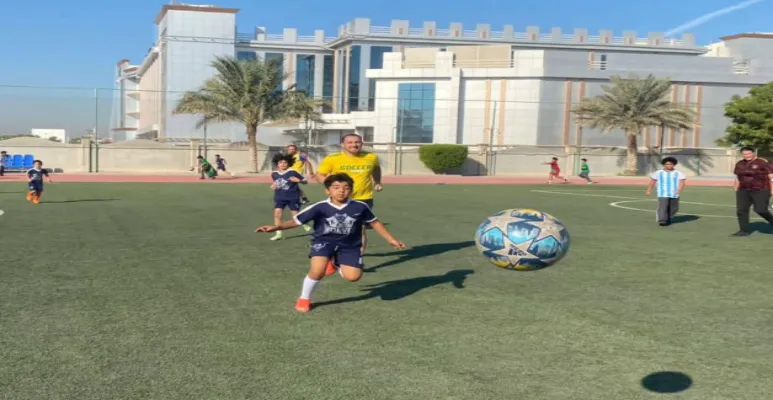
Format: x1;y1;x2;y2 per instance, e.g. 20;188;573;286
0;0;771;136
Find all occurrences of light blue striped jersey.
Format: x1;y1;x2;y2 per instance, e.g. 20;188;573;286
650;169;686;198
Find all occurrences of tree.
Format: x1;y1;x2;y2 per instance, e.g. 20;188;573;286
716;82;773;152
572;74;697;175
282;91;327;145
174;56;289;172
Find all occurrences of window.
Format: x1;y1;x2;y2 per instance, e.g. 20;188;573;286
590;53;607;71
348;46;361;111
237;51;257;61
322;55;333;113
396;83;436;144
265;53;284;91
368;46;392;111
295;54;315;94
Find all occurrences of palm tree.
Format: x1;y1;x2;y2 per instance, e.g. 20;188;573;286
572;74;697;175
282;91;328;145
174;56;287;173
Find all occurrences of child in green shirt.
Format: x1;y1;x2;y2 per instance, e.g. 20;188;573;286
579;158;595;184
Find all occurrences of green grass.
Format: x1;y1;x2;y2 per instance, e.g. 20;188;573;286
1;182;772;399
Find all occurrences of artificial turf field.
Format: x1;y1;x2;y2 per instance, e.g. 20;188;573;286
2;182;773;400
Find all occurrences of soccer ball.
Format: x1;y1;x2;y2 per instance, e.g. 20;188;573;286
474;209;570;271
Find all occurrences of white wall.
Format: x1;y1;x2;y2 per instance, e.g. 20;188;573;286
30;129;66;142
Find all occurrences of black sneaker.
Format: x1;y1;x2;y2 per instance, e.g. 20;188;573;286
731;231;751;237
302;197;310;205
659;222;668;226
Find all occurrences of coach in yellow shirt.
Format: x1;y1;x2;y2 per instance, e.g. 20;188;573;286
316;133;382;254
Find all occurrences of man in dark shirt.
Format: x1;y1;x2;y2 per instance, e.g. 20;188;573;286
733;146;773;236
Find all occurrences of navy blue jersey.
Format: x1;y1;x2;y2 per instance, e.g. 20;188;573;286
294;199;377;247
27;168;49;183
272;170;305;201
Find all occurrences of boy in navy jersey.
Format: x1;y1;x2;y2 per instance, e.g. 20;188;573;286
269;153;312;240
256;173;405;313
215;154;234;178
26;160;53;204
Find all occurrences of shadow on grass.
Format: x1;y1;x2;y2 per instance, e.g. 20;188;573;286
670;215;700;224
313;269;475;309
43;199;119;204
364;241;475;273
749;221;773;234
641;371;692;393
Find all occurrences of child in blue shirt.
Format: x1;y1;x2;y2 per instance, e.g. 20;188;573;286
256;173;405;313
269;153;311;240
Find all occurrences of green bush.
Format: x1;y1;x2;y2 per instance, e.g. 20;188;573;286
418;144;469;173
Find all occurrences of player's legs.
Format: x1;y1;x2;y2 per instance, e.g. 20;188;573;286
33;189;42;204
750;191;773;224
295;256;330;312
361;199;374;255
669;198;679;220
656;198;670;225
270;202;286;240
735;190;754;233
300;188;310;204
297;245;336;312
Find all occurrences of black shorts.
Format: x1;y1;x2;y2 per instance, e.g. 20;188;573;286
309;243;363;268
361;199;374;209
274;198;301;211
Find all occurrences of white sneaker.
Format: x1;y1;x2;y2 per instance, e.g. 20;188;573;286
270;232;284;241
303;225;312;232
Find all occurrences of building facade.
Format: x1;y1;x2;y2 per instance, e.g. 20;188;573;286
110;3;773;148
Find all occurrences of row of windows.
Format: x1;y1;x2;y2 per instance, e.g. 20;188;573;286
237;46;394;113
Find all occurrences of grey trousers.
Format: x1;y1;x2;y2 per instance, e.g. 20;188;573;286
656;197;679;223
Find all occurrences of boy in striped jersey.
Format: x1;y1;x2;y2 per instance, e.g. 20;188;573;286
646;157;686;226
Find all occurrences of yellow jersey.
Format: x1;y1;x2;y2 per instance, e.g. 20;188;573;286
290;153;307;173
318;152;380;200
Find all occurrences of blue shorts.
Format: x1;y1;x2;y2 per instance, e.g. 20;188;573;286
28;183;43;193
274;198;301;211
309;242;363;269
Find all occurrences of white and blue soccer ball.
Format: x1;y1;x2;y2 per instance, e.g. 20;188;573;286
474;209;570;271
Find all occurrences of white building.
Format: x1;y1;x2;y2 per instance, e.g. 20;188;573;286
110;3;773;148
30;128;67;143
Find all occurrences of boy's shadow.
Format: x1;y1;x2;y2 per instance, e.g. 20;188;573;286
670;215;699;224
313;269;475;309
364;241;475;273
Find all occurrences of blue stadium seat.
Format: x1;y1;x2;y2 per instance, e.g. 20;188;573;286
10;155;23;170
22;155;34;169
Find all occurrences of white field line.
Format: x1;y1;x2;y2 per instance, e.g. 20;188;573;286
531;190;740;219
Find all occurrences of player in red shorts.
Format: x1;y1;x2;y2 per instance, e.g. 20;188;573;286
544;157;568;184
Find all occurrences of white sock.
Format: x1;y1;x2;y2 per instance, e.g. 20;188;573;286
338;266;345;278
300;276;320;300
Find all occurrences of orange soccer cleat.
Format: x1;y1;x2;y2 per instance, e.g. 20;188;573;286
32;196;40;204
26;192;34;202
295;298;311;313
324;259;338;276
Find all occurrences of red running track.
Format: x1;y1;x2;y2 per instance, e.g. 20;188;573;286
0;173;735;187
